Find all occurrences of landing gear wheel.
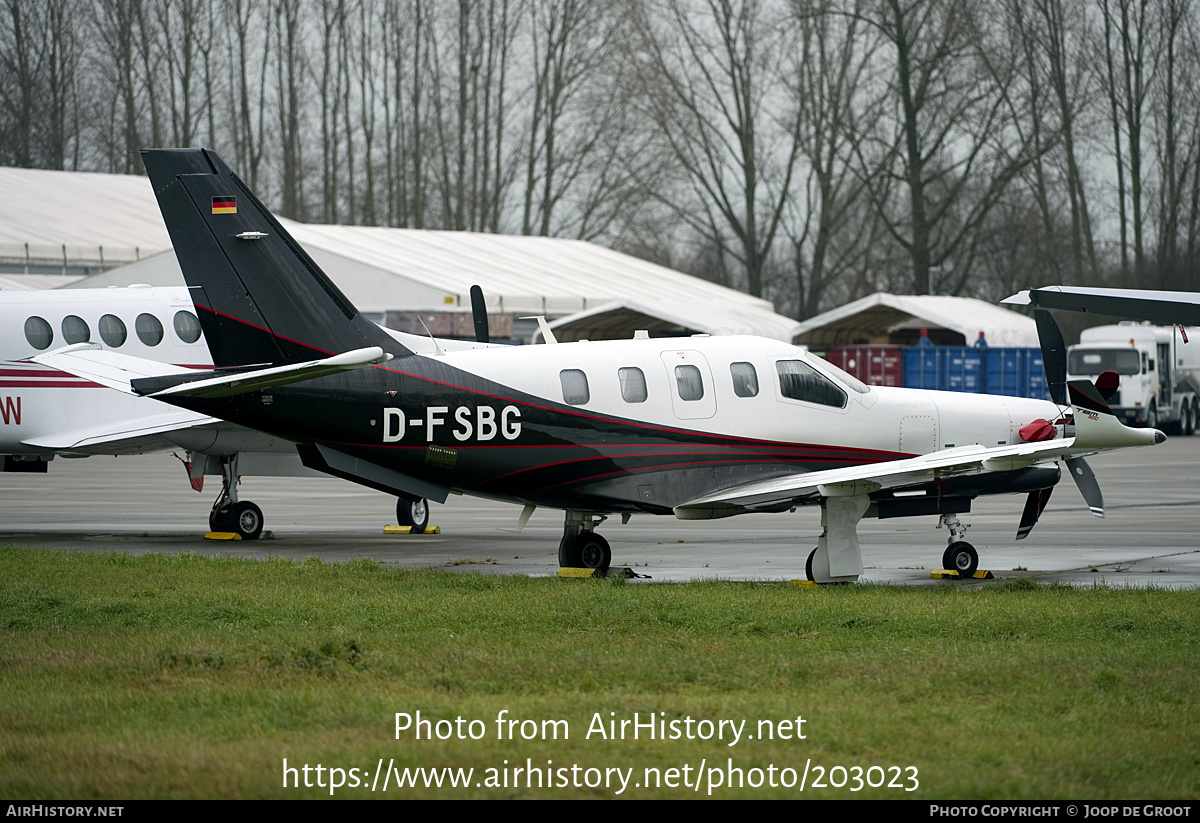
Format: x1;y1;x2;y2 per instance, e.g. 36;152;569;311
227;501;263;540
209;507;228;533
397;497;429;534
943;541;979;577
806;547;817;582
576;533;612;572
558;535;581;567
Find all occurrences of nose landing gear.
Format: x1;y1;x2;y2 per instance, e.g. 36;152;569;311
939;513;978;577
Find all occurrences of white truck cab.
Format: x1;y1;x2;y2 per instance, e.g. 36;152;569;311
1067;323;1200;434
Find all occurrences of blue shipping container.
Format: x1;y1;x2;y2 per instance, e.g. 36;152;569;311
984;348;1049;400
902;347;981;392
902;346;1048;400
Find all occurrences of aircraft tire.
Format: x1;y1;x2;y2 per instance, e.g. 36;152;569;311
558;535;581;567
943;541;978;577
228;501;264;540
209;507;228;533
577;533;611;572
806;548;817;582
397;497;428;534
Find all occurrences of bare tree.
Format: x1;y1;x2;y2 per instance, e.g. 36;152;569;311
634;0;801;298
849;0;1040;295
273;0;306;218
786;0;882;317
225;0;271;189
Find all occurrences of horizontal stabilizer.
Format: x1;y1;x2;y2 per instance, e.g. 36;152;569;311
32;344;196;394
137;347;393;398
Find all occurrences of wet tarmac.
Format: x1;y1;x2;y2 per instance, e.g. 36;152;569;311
3;438;1199;587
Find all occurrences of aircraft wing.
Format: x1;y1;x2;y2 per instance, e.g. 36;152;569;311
1004;286;1200;325
674;439;1071;519
674;380;1163;520
20;408;220;455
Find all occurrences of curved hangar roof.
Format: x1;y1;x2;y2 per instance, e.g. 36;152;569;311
0;166;171;272
792;292;1040;349
1;166;796;340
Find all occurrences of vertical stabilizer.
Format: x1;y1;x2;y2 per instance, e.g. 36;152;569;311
141;148;408;368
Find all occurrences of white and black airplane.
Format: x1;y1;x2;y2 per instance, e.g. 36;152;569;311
31;149;1165;582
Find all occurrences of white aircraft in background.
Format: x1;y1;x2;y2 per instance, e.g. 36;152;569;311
27;148;1167;582
0;285;489;538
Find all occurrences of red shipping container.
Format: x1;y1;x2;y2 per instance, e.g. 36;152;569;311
824;345;905;387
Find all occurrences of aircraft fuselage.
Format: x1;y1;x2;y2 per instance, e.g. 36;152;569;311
167;334;1060;515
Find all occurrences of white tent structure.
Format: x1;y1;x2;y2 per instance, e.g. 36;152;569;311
0;166;171;279
792;292;1040;349
0;166;799;342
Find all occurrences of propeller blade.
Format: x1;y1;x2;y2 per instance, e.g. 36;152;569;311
470;285;490;344
1015;487;1053;540
1035;308;1067;405
1065;456;1104;518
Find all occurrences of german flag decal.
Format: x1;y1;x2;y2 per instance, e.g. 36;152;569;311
212;196;237;214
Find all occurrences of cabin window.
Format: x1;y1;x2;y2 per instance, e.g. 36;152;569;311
61;315;90;344
24;316;53;350
560;369;590;405
135;313;164;346
675;365;704;401
777;360;846;408
174;310;202;343
730;362;758;397
619;367;647;403
99;314;127;347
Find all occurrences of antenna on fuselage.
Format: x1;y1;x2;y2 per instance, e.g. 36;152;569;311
417;316;444;356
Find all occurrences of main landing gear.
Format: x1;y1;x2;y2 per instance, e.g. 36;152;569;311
558;510;611;572
801;499;984;583
207;454;264;540
396;496;430;533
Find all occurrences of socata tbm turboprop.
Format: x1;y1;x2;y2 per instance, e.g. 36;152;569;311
35;149;1164;582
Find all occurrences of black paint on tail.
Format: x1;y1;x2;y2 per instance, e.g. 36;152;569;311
141;148;410;368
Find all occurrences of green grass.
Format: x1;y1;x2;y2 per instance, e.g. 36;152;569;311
0;546;1197;798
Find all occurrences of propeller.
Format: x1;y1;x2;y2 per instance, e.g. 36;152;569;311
1032;307;1104;523
1034;308;1067;405
470;285;490;344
